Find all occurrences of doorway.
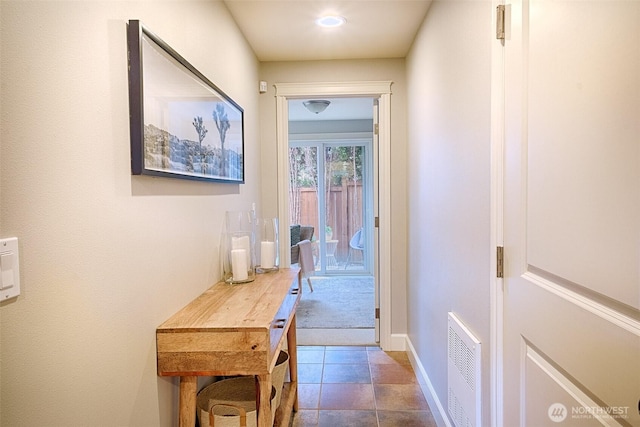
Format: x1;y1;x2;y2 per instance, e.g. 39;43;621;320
274;81;393;348
289;98;375;345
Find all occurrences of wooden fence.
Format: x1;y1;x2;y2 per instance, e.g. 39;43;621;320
290;182;363;262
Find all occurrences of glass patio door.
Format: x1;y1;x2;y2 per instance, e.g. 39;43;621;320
289;140;372;275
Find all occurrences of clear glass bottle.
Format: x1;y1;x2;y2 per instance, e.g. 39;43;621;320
223;211;256;284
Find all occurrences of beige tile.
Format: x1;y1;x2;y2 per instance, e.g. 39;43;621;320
322;364;371;383
298;384;321;409
298;363;323;384
298;350;325;364
370;363;417;384
373;384;429;411
319;384;375;410
294;345;435;425
292;409;319;427
324;350;369;364
318;410;378;427
367;350;411;365
377;410;437;427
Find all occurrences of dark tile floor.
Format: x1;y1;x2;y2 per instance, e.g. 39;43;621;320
291;346;437;427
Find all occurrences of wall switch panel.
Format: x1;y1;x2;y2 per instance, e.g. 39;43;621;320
0;237;20;300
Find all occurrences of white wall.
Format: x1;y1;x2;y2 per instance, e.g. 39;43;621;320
290;119;373;135
259;59;409;336
406;1;493;425
0;2;259;426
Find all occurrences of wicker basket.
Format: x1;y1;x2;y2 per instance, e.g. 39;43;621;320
197;377;276;427
272;350;289;409
196;350;289;427
209;404;247;427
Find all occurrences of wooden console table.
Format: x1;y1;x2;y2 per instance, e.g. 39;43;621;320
156;268;301;427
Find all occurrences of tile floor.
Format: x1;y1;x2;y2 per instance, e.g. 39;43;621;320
290;345;437;427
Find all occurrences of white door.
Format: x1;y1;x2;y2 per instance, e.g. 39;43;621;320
502;1;640;425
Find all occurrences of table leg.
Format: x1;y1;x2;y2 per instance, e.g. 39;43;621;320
256;373;273;426
179;376;197;427
286;314;299;411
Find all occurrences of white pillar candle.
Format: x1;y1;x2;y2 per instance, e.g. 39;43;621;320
260;241;276;268
231;249;248;281
232;235;251;266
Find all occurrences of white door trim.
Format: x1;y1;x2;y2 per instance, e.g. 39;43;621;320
491;2;506;425
274;81;394;350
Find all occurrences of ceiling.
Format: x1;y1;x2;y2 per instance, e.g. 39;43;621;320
223;0;433;62
223;1;432;121
288;97;375;121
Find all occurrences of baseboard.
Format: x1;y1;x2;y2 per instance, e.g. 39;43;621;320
405;336;453;427
389;333;408;351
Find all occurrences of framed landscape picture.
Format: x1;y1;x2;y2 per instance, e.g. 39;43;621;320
127;20;245;183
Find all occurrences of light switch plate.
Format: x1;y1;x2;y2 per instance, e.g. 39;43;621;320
0;237;20;300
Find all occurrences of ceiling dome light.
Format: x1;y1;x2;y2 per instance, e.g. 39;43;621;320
303;100;331;114
315;15;346;28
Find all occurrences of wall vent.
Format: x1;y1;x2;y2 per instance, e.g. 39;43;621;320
447;312;481;427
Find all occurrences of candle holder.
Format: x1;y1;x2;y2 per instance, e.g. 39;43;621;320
256;218;279;273
223;211;256;284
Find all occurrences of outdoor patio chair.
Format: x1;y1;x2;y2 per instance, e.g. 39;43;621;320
345;228;364;269
297;239;314;292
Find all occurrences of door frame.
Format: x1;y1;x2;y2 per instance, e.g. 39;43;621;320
491;1;505;426
275;81;393;349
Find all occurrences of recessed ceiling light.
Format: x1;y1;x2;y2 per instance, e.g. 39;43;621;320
315;15;346;28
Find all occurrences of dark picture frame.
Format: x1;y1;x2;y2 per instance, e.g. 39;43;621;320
127;20;245;183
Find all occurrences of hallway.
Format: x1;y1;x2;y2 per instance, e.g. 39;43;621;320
291;346;437;427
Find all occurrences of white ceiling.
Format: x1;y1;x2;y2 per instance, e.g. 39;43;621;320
288;97;375;121
223;0;432;62
223;0;432;121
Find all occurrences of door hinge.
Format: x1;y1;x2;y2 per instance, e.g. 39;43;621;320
375;308;380;319
374;217;379;228
374;124;379;135
497;246;504;278
496;5;506;41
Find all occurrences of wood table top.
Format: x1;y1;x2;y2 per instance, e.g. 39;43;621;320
157;268;300;333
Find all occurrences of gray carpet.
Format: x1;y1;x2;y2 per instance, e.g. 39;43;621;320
296;276;375;329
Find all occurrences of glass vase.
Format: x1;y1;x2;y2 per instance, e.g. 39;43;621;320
257;218;279;273
223;211;256;284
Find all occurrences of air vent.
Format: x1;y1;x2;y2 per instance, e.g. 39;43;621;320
447;312;481;427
